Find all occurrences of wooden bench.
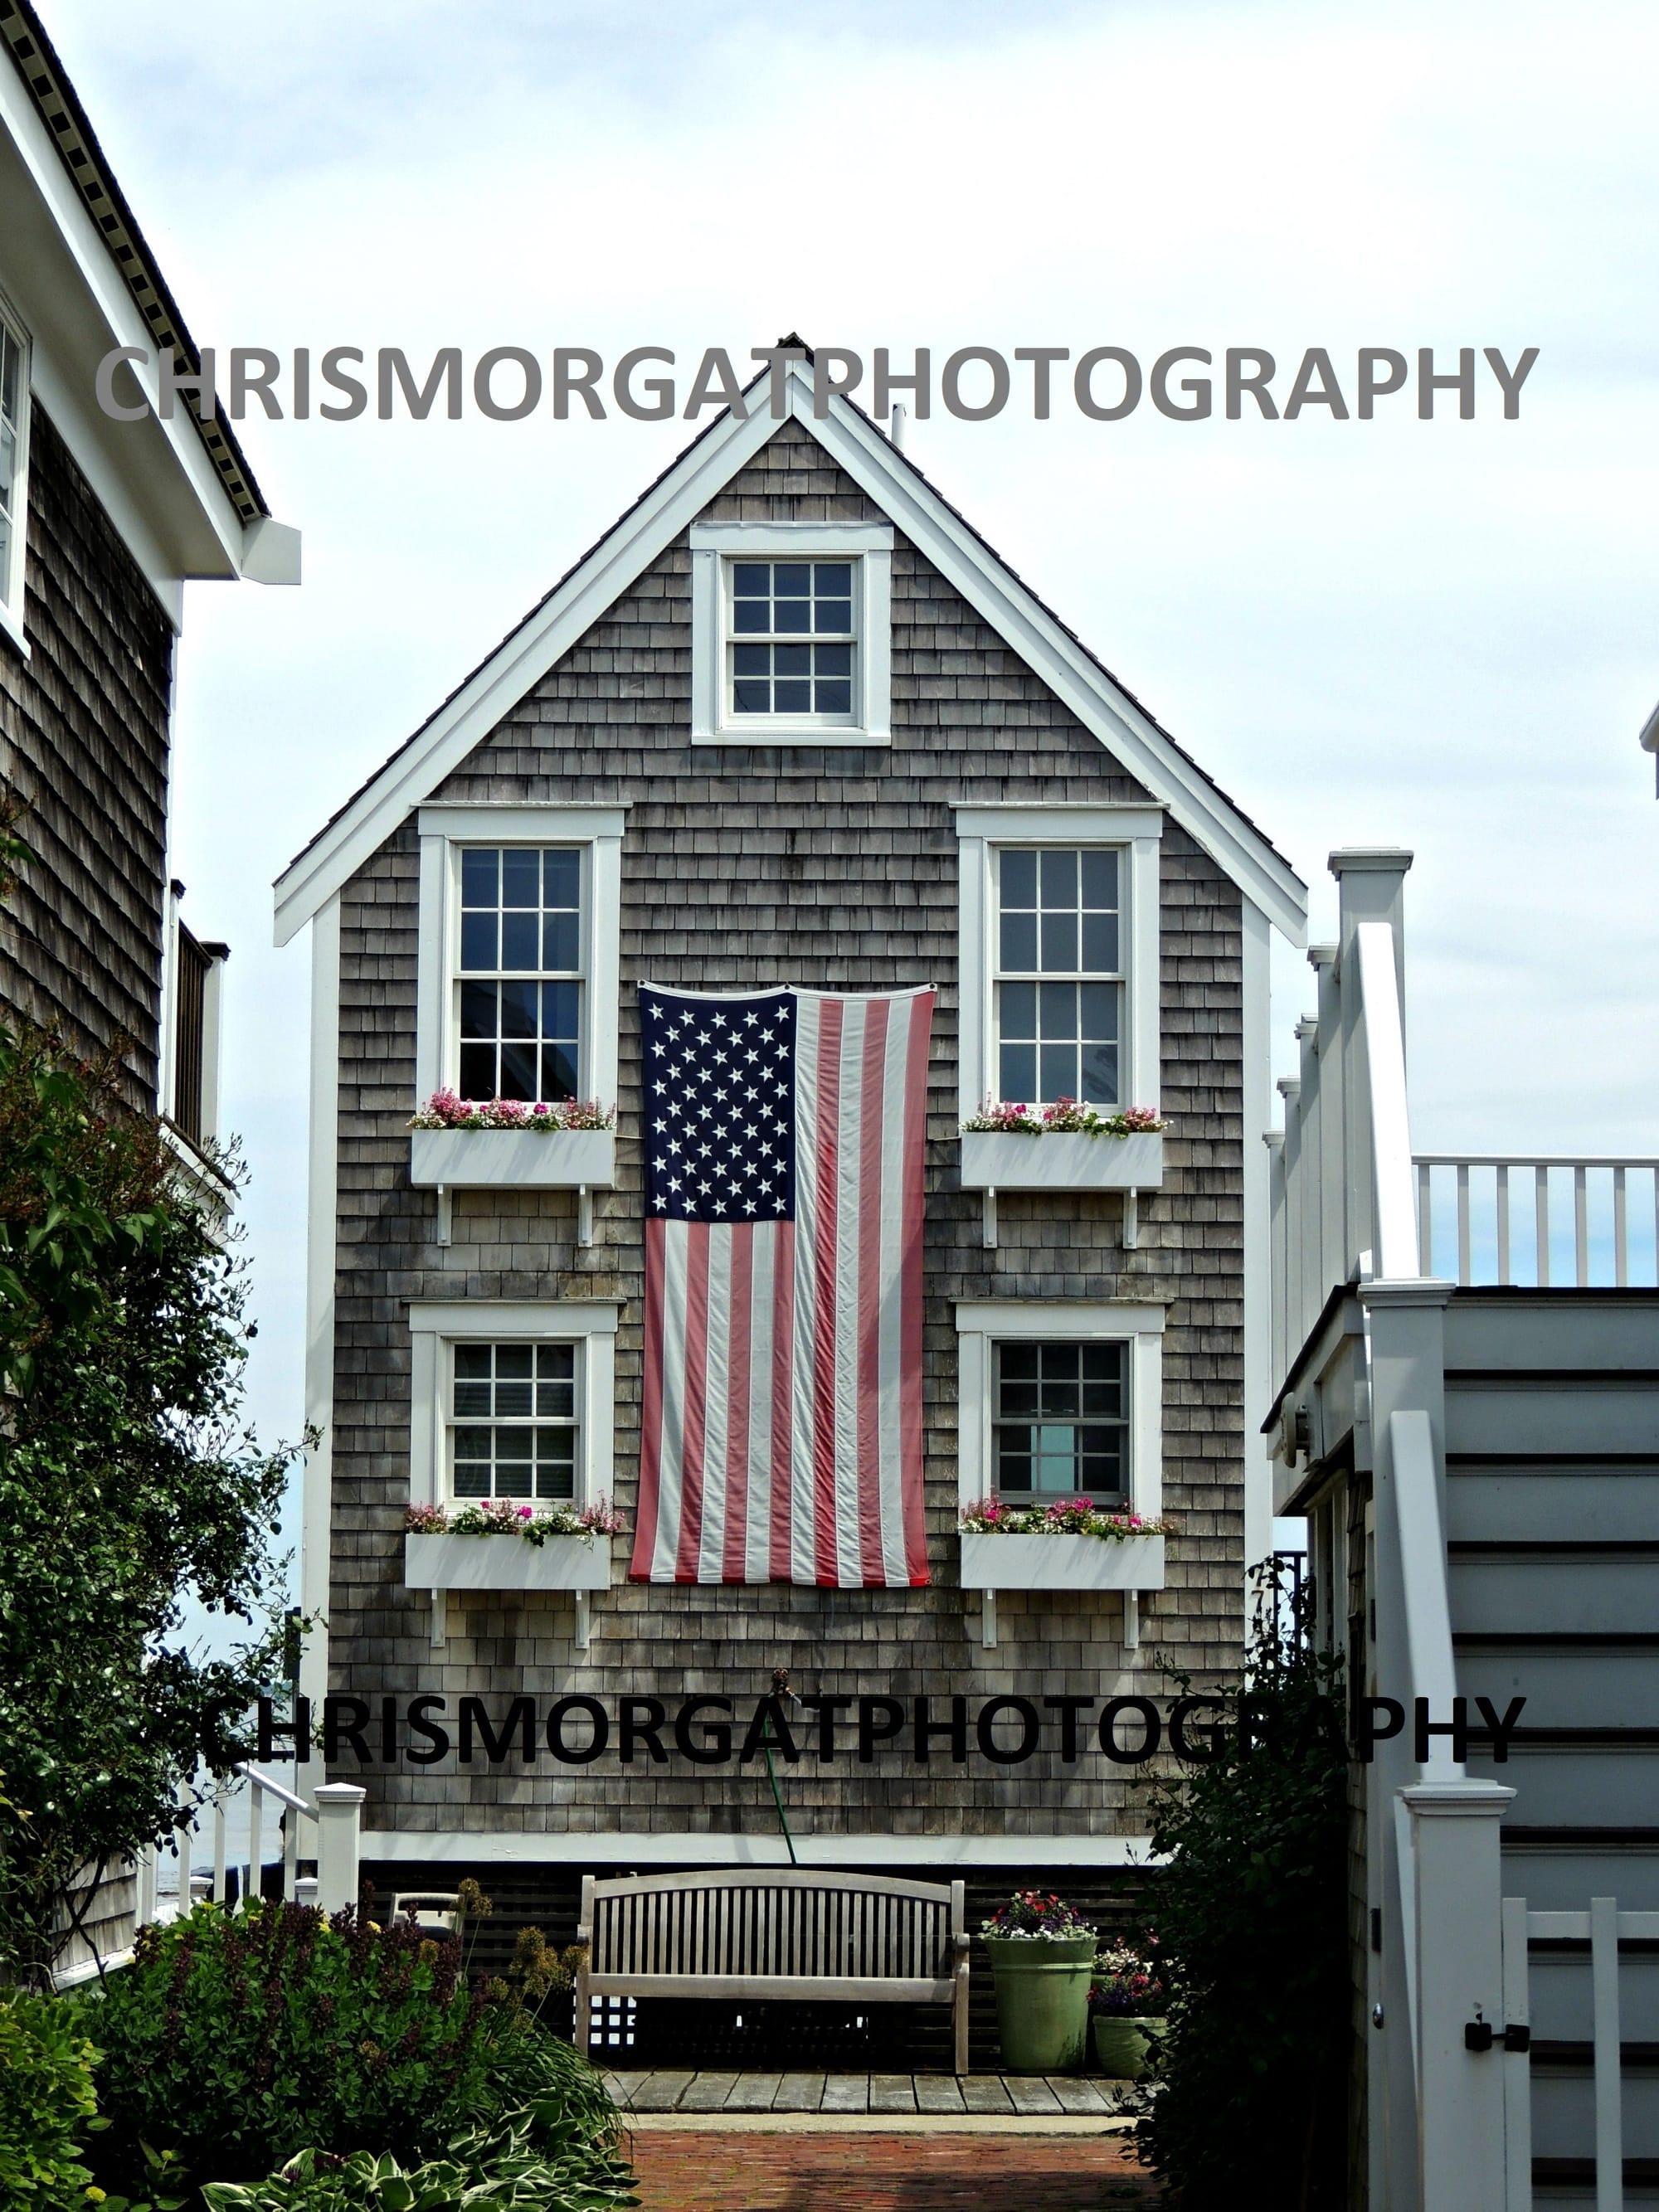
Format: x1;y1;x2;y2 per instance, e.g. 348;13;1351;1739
574;1868;971;2076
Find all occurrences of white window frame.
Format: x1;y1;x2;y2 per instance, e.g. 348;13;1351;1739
955;1300;1165;1519
415;805;625;1110
0;286;33;655
407;1300;620;1510
689;521;893;746
953;805;1164;1121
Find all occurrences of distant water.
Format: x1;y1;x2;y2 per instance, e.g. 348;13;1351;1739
153;1763;301;1894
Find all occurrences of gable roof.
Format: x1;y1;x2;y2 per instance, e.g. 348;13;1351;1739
274;358;1307;946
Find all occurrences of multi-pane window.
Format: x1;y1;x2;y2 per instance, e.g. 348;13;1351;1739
0;314;26;615
450;1343;577;1500
993;1340;1129;1500
456;846;581;1101
995;847;1122;1105
728;560;855;719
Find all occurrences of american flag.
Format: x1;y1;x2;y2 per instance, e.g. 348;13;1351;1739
629;983;934;1587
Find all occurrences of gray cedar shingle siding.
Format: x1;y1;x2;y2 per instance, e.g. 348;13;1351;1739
0;407;173;1110
328;418;1245;1838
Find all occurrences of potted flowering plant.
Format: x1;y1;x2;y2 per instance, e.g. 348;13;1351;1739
959;1097;1166;1195
958;1499;1169;1597
406;1091;616;1191
403;1497;627;1593
980;1889;1098;2073
1089;1939;1167;2079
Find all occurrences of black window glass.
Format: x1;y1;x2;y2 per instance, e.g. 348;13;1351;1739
991;1339;1129;1500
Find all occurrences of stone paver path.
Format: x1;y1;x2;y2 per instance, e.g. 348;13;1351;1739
631;2129;1162;2209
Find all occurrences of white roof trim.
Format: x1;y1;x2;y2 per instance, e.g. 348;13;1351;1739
274;361;1306;946
0;51;270;578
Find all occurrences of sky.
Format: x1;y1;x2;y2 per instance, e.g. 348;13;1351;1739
32;0;1659;1548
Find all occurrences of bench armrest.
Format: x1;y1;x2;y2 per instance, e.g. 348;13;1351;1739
575;1923;591;1949
951;1932;971;1964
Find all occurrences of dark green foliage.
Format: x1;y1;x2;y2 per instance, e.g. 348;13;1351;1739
0;1012;296;1982
198;2094;639;2211
1130;1564;1350;2210
0;1989;104;2209
90;1902;622;2189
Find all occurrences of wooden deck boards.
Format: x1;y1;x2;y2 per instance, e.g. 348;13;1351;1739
606;2069;1123;2115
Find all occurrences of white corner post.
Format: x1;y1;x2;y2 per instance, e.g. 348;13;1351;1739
1331;848;1413;1283
1401;1781;1515;2212
313;1782;366;1913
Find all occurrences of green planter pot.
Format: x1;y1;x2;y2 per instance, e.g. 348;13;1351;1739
1092;2014;1165;2080
984;1934;1097;2073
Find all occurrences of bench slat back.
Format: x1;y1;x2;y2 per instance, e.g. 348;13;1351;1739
588;1872;957;1982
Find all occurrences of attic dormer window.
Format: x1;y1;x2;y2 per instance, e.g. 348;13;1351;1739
689;522;893;745
730;560;854;719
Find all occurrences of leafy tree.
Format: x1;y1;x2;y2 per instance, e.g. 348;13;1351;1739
1129;1563;1350;2211
0;797;297;1982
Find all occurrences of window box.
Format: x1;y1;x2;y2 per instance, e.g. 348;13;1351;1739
408;1126;615;1190
958;1531;1165;1593
959;1128;1164;1192
403;1531;614;1592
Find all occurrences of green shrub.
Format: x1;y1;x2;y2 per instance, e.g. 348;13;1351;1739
91;1899;615;2185
1128;1564;1350;2210
0;1990;103;2210
199;2095;637;2211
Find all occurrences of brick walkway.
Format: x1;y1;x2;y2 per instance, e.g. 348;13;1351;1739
631;2129;1163;2208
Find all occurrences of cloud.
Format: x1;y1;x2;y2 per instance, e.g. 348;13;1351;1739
30;0;1659;1493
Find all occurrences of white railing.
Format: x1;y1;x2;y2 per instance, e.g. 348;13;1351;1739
1267;855;1423;1388
138;1766;364;1926
1271;855;1655;2206
1270;854;1520;2210
1501;1897;1652;2211
1415;1156;1659;1288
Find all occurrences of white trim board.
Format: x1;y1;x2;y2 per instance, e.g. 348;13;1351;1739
274;359;1306;946
0;61;285;601
357;1828;1162;1869
299;897;342;1718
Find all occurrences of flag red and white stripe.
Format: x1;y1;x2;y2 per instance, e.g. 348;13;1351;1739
630;984;932;1587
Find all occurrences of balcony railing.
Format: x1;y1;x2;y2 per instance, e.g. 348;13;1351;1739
1413;1155;1659;1289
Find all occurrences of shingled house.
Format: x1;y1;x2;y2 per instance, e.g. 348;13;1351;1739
0;0;297;1980
275;357;1306;2044
0;0;297;1151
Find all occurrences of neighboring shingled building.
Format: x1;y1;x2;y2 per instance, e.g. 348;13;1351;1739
0;0;295;1144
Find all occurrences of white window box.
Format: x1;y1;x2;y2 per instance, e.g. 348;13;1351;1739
959;1531;1165;1592
407;1127;615;1190
403;1532;614;1592
958;1129;1164;1193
